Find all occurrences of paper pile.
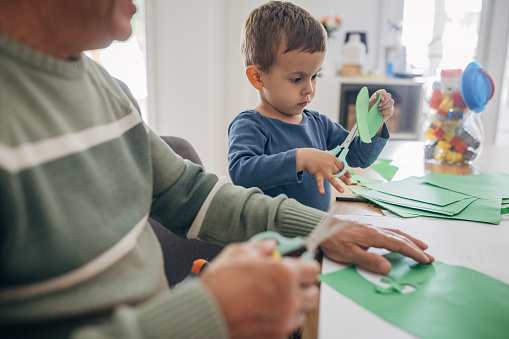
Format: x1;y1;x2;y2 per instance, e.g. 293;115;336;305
350;172;509;225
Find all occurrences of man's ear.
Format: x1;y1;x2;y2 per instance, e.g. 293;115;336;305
246;65;264;90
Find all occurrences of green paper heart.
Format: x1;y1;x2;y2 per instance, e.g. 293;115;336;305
356;87;384;143
356;87;371;142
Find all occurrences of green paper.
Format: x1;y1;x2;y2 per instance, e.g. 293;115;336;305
424;172;509;199
367;176;471;206
319;253;509;339
347;168;383;186
367;90;383;138
347;169;359;184
370;158;399;181
356;87;371;143
349;176;359;185
350;187;476;215
356;88;383;143
503;198;509;204
365;196;502;224
376;200;421;218
350;175;383;186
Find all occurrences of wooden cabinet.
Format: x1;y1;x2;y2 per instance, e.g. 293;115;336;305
309;76;424;140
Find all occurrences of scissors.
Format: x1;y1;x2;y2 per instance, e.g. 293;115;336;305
327;87;383;178
250;206;349;259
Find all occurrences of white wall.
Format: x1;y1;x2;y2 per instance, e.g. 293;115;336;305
146;0;390;176
476;0;509;144
146;0;257;176
146;0;509;177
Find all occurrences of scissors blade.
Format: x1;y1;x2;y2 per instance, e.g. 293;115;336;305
339;123;358;149
302;206;350;254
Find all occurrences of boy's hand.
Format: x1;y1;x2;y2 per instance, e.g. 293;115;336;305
370;89;394;136
296;148;352;194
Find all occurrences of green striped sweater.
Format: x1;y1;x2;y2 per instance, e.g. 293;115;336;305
0;33;326;338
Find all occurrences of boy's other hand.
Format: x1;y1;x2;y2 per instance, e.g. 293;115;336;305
296;148;352;194
370;89;394;131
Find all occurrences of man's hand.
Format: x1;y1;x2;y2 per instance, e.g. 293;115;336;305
320;219;434;274
200;240;320;339
296;148;352;194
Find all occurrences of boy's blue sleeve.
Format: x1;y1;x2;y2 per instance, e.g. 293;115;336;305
346;124;390;167
228;115;302;191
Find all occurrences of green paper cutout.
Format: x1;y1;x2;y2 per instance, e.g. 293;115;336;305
350;175;383;186
367;91;383;138
347;168;383;186
375;253;436;294
368;91;384;141
356;87;371;143
367;176;471;206
502;198;509;204
369;158;399;181
350;187;476;215
349;177;359;185
319;253;509;339
356;87;383;143
501;206;509;215
346;169;359;184
424;172;509;199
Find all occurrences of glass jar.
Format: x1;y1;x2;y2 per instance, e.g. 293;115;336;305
421;68;486;165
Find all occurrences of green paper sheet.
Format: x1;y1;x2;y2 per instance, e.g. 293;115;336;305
424;172;509;199
350;175;383;186
375;200;421;218
356;87;373;143
367;196;502;224
350;187;476;216
369;158;399;181
319;253;509;339
367;176;471;206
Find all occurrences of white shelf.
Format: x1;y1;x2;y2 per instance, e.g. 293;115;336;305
310;77;424;140
324;76;423;86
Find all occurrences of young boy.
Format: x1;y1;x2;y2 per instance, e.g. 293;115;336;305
228;1;394;211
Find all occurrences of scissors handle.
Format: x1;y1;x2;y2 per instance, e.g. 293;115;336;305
335;148;349;178
328;123;358;178
327;146;349;178
250;231;304;256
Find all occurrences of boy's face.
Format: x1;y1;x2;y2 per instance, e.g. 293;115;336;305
258;48;326;122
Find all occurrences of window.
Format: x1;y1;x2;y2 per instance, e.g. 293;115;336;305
85;0;148;121
402;0;482;76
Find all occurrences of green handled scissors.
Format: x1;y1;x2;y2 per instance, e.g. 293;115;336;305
327;87;383;178
250;206;349;259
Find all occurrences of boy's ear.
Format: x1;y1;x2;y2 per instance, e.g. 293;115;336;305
246;65;264;90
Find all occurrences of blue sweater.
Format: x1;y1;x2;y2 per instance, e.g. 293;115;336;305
228;109;389;211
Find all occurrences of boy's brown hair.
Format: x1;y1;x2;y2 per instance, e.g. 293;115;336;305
241;1;327;72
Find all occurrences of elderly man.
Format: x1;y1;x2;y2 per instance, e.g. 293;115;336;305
0;1;433;338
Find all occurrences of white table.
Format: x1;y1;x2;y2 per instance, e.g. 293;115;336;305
318;214;509;339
